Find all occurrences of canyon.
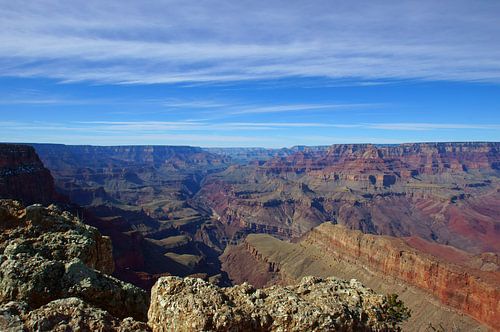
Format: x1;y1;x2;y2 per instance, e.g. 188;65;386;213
198;142;500;253
0;199;408;331
31;143;233;288
221;224;499;330
0;142;498;330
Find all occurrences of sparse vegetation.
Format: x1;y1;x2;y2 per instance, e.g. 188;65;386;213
378;293;411;328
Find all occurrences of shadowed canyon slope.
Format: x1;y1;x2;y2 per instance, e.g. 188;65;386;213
31;144;234;287
0;144;65;205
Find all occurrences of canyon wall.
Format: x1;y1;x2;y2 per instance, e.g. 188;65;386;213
31;143;234;288
302;223;499;330
0;144;63;205
221;224;499;330
263;142;500;176
198;142;500;253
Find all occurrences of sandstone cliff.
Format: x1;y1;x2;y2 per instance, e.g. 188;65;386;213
0;144;63;205
301;223;500;330
221;225;498;331
148;276;410;332
263;142;500;176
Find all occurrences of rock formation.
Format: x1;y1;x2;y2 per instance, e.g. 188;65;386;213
0;200;414;332
0;144;63;205
0;298;150;332
300;223;500;330
198;142;500;254
13;142;497;330
221;224;499;330
0;199;149;330
148;275;410;332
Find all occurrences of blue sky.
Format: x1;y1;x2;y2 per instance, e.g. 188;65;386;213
0;1;499;147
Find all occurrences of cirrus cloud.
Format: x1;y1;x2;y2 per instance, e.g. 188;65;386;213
0;0;499;84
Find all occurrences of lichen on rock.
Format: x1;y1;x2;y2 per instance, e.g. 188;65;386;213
0;199;150;330
148;275;410;332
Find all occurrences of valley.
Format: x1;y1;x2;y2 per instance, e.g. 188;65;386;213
0;142;497;330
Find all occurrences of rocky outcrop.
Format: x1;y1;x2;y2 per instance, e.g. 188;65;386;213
0;200;149;329
0;200;114;275
1;298;150;332
148;276;410;332
0;144;63;205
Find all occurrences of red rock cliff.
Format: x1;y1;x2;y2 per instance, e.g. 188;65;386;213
302;223;500;330
263;142;500;179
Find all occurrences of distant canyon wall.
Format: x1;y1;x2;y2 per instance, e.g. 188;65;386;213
0;144;64;205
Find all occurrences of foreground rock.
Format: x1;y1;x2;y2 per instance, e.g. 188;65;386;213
0;200;149;330
0;298;150;332
148;276;410;332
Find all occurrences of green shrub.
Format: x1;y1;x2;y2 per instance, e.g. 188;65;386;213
378;293;411;329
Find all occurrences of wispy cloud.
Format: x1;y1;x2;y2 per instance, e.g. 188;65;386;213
0;1;499;84
3;120;499;133
228;103;379;114
2;119;499;147
76;120;354;131
365;123;500;131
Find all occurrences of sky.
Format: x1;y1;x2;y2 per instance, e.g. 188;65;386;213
0;0;499;147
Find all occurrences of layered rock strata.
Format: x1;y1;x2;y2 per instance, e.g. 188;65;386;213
301;223;500;330
221;224;499;331
31;143;233;287
198;142;500;253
